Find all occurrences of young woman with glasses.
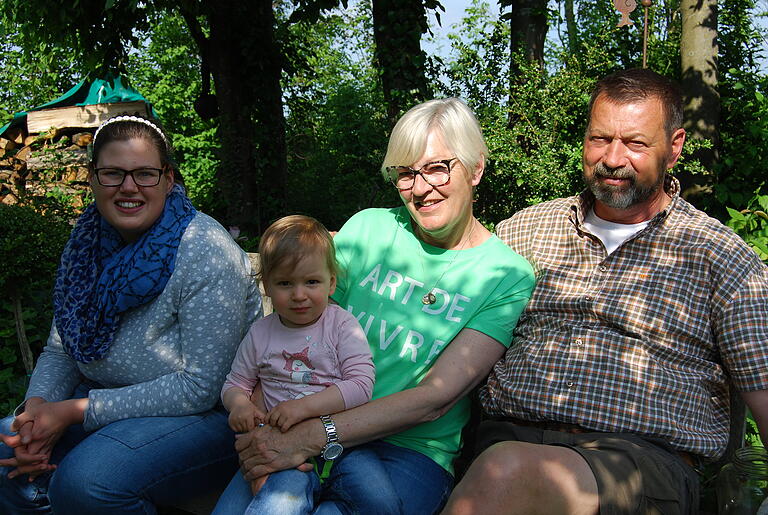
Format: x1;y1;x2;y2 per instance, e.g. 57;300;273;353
0;115;261;514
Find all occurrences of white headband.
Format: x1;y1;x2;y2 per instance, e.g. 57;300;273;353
93;115;169;147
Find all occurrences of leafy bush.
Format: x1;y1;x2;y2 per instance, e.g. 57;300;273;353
711;73;768;218
0;204;71;412
726;190;768;262
0;204;70;296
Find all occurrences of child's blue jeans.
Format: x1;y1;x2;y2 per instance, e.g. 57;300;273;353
213;440;454;515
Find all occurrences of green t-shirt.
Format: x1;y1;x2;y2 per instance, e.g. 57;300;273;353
331;207;535;473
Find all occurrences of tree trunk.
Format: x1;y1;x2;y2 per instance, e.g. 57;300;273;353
191;0;287;234
564;0;578;55
12;295;34;375
372;0;430;124
248;0;288;230
509;0;548;75
680;0;719;199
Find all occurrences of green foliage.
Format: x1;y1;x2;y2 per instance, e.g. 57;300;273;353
437;1;510;106
126;12;222;215
0;204;70;297
573;0;645;69
476;62;592;223
710;71;768;217
0;54;79;124
430;3;599;225
726;191;768;262
280;4;397;231
0;300;50;415
746;410;763;447
0;204;70;413
2;0;152;76
0;21;81;123
719;0;764;73
696;0;767;219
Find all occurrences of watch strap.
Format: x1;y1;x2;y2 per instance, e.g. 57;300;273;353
320;414;339;444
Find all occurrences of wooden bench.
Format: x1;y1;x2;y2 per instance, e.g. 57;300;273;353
248;253;272;316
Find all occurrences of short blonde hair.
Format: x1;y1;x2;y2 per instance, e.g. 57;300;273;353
381;98;488;181
258;215;338;283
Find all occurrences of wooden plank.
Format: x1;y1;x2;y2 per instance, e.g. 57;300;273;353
27;101;149;133
247;252;273;315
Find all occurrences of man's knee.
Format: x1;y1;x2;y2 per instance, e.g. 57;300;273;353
465;441;542;485
447;441;598;515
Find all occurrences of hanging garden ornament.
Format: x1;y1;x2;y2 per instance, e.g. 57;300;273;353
614;0;637;27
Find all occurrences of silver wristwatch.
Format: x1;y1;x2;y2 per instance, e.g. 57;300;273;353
320;415;343;460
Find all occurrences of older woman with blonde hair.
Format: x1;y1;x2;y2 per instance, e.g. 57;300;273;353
220;98;535;514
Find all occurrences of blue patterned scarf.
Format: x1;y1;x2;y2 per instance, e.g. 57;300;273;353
53;185;197;363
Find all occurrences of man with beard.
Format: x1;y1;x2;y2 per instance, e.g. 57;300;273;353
443;68;768;515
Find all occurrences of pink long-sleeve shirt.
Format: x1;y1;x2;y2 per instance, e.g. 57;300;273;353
222;304;374;410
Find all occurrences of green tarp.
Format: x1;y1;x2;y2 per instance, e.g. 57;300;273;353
0;75;153;138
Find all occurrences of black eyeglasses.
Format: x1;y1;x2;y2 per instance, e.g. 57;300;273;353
385;158;458;191
94;167;167;187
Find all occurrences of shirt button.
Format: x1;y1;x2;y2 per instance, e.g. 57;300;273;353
584;295;592;302
566;381;574;388
574;338;583;346
599;265;607;272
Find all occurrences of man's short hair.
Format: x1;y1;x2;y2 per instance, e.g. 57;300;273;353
587;68;683;136
258;215;338;284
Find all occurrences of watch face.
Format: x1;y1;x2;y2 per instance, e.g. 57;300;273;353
322;442;343;460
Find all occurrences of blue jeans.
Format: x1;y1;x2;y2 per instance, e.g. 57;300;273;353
0;388;238;514
213;440;454;515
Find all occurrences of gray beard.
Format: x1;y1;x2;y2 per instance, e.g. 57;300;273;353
584;163;664;210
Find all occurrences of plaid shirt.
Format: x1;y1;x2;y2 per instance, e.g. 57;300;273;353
482;176;768;458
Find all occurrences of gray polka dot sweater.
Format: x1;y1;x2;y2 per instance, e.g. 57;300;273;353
26;212;262;431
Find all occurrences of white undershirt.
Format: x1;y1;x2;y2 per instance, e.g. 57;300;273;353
583;208;650;255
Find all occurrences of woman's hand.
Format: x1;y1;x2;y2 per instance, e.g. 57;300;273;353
0;448;55;480
13;398;87;447
4;397;87;479
0;397;85;480
236;422;317;481
0;429;54;480
0;398;47;478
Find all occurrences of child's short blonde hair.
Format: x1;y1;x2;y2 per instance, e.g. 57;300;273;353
258;215;338;283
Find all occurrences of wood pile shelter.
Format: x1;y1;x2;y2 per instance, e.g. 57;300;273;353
0;76;153;209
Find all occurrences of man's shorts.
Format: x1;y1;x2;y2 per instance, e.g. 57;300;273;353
475;419;700;515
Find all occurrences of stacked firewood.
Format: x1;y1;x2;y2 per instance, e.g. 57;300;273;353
0;127;92;209
0;100;149;210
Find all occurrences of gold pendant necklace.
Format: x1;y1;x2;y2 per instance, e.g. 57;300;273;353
420;220;475;305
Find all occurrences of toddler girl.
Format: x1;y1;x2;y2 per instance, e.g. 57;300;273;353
216;215;390;514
